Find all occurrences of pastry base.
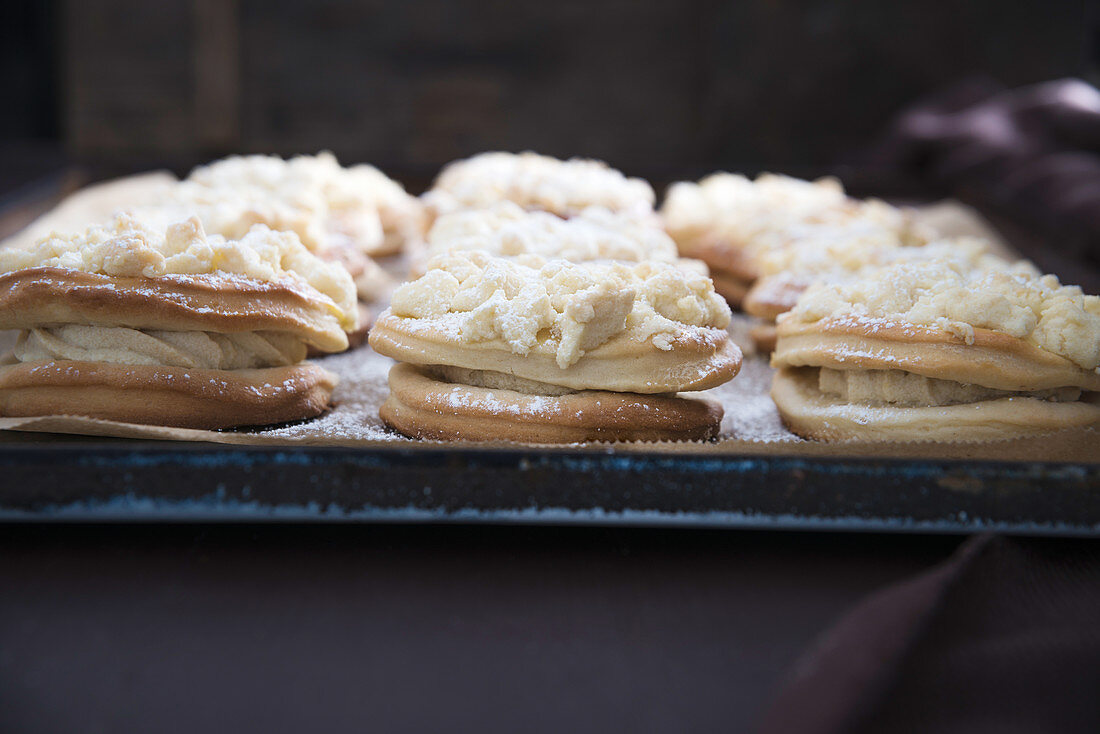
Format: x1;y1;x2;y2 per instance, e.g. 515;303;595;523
362;237;403;259
369;314;741;394
709;270;752;308
749;323;777;354
346;304;373;349
0;267;352;353
743;275;805;321
321;243;393;303
773;317;1100;392
669;229;758;307
771;367;1100;442
672;231;759;282
0;359;336;430
380;363;723;442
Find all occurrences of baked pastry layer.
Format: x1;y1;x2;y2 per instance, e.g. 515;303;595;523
370;313;740;393
322;241;394;303
771;367;1100;442
0;268;353;353
0;359;336;429
748;323;778;354
673;231;762;284
709;269;753;308
743;274;807;321
380;363;722;442
773;318;1100;393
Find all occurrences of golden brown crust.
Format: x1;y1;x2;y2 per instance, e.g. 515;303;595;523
322;242;374;281
380;363;722;442
371;195;428;257
347;303;374;348
0;268;349;353
673;231;760;283
362;235;403;258
0;359;336;429
708;270;752;308
368;312;741;394
749;323;778;354
771;367;1100;442
773;317;1100;392
742;275;805;321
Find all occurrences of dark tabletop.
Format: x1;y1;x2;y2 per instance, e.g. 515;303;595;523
0;524;963;734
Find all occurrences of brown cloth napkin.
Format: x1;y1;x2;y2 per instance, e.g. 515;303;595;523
758;534;1100;734
862;77;1100;289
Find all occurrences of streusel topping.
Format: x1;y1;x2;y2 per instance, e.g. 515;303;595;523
138;152;410;254
759;237;1003;286
662;172;927;256
788;256;1100;370
388;250;730;368
1;213;359;328
424;201;678;264
423;151;655;217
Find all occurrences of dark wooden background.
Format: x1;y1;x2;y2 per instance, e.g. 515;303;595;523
3;0;1097;181
2;0;1099;288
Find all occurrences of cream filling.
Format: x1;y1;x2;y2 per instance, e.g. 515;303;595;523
12;325;307;370
426;365;579;396
817;368;1083;407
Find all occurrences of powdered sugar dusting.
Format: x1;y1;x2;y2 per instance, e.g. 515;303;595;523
257;345;405;442
708;348;798;442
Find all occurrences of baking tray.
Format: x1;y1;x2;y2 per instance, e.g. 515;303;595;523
1;437;1097;535
1;175;1097;535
